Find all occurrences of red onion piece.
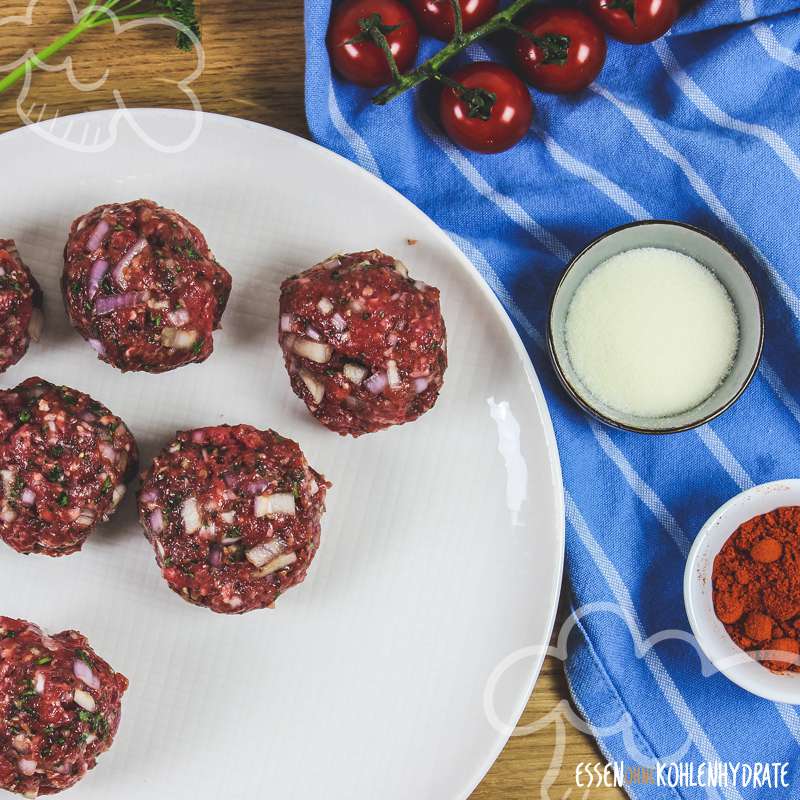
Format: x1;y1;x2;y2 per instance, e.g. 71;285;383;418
140;488;159;504
414;377;430;394
112;237;148;286
223;473;237;489
94;291;145;316
73;658;100;690
306;326;321;341
88;338;106;356
149;508;163;534
20;488;35;506
17;759;36;777
191;429;206;444
87;259;109;299
246;480;269;495
365;372;387;395
208;544;223;567
387;332;399;347
331;313;347;332
86;219;110;252
280;314;293;332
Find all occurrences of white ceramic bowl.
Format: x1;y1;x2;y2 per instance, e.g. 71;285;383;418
684;480;800;702
549;220;764;433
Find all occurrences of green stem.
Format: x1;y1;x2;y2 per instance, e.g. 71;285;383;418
448;0;464;43
0;16;93;95
372;0;539;106
433;72;496;119
363;19;401;83
89;12;169;27
0;0;123;95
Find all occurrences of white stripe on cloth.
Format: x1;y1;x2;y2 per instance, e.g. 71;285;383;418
652;39;800;180
758;360;800;427
327;83;382;178
566;492;744;800
534;128;650;220
588;420;691;557
694;425;800;744
591;83;800;321
417;106;571;262
740;0;800;71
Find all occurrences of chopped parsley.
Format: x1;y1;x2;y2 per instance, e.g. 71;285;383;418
75;649;93;668
57;491;70;507
100;476;113;495
18;410;31;423
78;710;109;740
191;337;204;355
36;655;52;666
47;465;64;483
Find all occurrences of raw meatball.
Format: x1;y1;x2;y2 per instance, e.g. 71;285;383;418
62;199;232;373
0;616;128;797
0;378;138;556
279;250;447;436
138;425;329;614
0;241;43;374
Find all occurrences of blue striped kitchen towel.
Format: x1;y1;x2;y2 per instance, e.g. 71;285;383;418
305;2;800;797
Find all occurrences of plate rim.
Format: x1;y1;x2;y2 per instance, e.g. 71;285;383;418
1;108;566;799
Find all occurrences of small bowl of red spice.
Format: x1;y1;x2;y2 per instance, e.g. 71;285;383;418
685;480;800;702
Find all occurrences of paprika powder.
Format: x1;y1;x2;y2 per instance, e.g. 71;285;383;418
712;505;800;673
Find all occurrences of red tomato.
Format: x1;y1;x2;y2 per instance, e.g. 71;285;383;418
514;8;606;93
586;0;679;44
408;0;499;41
327;0;420;87
439;63;533;154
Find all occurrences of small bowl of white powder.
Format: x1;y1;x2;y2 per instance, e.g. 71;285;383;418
548;220;763;433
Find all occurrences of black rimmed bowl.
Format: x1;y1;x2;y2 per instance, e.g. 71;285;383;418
548;221;764;434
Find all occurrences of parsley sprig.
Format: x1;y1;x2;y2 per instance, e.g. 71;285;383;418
0;0;200;96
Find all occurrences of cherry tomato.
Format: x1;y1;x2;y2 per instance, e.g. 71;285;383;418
327;0;420;87
439;62;533;154
514;8;606;94
408;0;499;41
586;0;679;44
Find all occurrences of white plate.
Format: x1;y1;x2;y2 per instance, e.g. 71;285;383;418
0;110;564;800
684;479;800;703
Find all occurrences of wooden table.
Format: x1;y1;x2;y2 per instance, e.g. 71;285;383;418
0;3;623;797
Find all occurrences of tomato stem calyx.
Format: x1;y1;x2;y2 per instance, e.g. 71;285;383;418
350;12;404;81
607;0;636;23
507;25;571;65
435;73;496;119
